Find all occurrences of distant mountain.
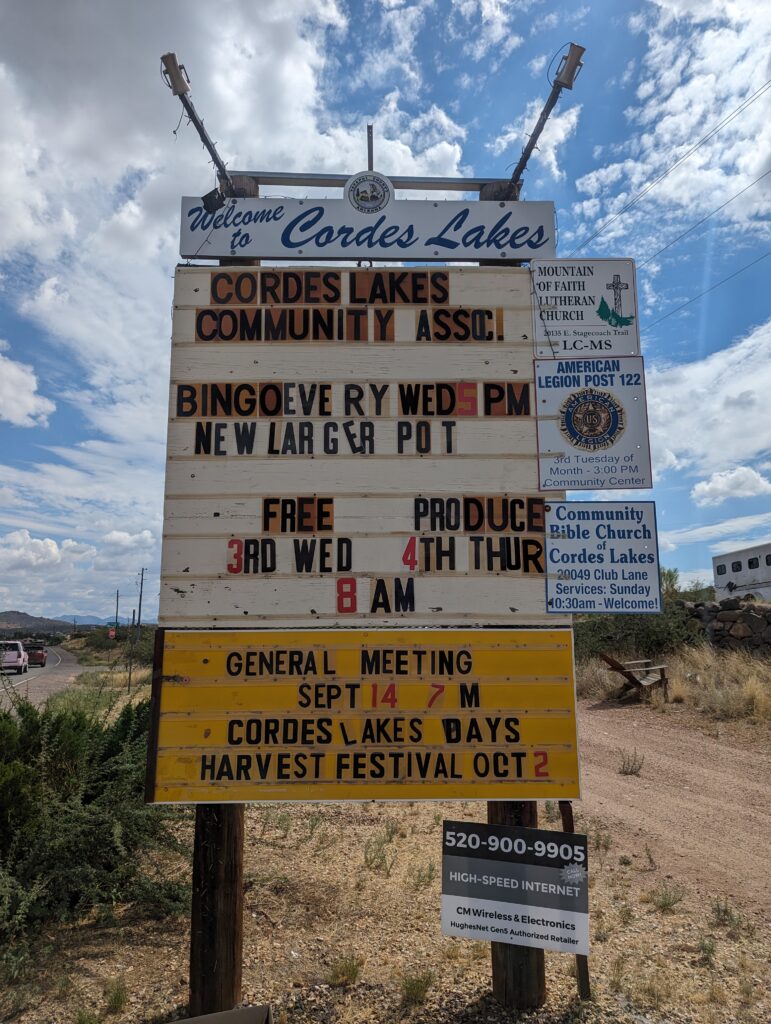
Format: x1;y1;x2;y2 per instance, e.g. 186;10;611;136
51;613;132;626
0;610;73;633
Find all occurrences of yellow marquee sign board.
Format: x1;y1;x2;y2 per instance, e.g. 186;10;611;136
146;628;580;803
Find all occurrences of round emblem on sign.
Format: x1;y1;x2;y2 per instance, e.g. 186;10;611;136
559;388;625;451
345;171;393;214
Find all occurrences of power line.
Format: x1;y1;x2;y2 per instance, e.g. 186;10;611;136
643;250;770;332
639;169;771;267
570;77;771;255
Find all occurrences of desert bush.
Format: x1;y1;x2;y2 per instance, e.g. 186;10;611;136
646;881;686;912
327;953;363;988
0;685;190;955
574;601;693;661
400;970;435;1009
618;748;644;776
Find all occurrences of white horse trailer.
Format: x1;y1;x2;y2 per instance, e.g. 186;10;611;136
712;541;771;602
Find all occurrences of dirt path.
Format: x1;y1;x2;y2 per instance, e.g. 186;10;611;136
0;646;82;708
576;699;771;913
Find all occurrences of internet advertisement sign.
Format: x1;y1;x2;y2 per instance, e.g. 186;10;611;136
441;820;589;955
535;357;652;491
531;259;639;358
545;502;661;614
180;171;556;261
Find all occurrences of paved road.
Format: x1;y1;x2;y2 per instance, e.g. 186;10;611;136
0;646;82;708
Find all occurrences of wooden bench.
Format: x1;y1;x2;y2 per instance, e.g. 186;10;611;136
600;653;669;702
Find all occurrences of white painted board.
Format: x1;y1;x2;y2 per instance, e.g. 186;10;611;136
180;197;556;261
545;502;661;613
534;357;652;490
531;259;639;358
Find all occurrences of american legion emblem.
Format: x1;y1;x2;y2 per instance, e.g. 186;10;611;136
559;388;625;452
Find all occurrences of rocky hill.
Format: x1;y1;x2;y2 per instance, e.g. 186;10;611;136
0;610;73;633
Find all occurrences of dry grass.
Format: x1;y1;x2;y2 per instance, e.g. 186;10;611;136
576;647;771;722
666;647;771;721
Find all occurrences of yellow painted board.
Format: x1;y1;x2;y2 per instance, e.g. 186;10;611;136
146;628;579;803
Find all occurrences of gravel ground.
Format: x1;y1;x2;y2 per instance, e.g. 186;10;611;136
3;699;769;1024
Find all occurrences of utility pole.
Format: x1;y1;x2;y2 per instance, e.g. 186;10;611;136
481;42;585;202
115;589;120;631
136;568;146;639
161;52;236;209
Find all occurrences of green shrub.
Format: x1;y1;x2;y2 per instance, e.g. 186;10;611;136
574;601;693;661
0;688;189;953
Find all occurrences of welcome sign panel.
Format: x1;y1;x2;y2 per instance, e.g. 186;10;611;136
179;197;557;262
146;629;580;803
160;266;567;628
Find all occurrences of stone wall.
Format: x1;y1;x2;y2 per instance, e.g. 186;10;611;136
681;597;771;658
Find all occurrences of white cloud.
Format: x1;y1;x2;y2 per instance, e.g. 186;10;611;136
647;317;771;477
568;3;771;259
659;512;771;552
0;529;94;572
691;467;771;507
528;54;547;77
0;343;56;427
450;0;524;65
488;99;581;180
0;0;478;618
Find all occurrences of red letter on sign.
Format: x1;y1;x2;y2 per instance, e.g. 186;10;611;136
227;538;243;574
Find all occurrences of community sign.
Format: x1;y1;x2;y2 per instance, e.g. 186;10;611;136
534;357;652;490
531;258;639;358
544;502;661;614
180;172;556;261
441;819;589;954
160;266;570;628
146;629;580;803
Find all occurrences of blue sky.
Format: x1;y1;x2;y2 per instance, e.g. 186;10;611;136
0;0;769;620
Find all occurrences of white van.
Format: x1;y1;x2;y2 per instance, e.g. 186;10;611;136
1;640;29;675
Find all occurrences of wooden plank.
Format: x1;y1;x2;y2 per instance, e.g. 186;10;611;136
165;419;538;459
162;492;560;537
157;575;566;626
160;533;547;576
171;265;534;308
169;344;535;379
164;457;541;495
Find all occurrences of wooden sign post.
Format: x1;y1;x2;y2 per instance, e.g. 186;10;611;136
487;800;545;1009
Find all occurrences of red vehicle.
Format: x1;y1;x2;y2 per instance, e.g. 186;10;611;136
26;643;48;667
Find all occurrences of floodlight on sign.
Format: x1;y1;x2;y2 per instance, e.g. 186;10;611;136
554;43;585;89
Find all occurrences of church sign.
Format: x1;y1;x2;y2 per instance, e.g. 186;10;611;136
531;259;639;358
180;172;556;261
544;501;661;614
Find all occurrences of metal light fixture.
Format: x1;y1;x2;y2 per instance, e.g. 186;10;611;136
554;43;585;90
